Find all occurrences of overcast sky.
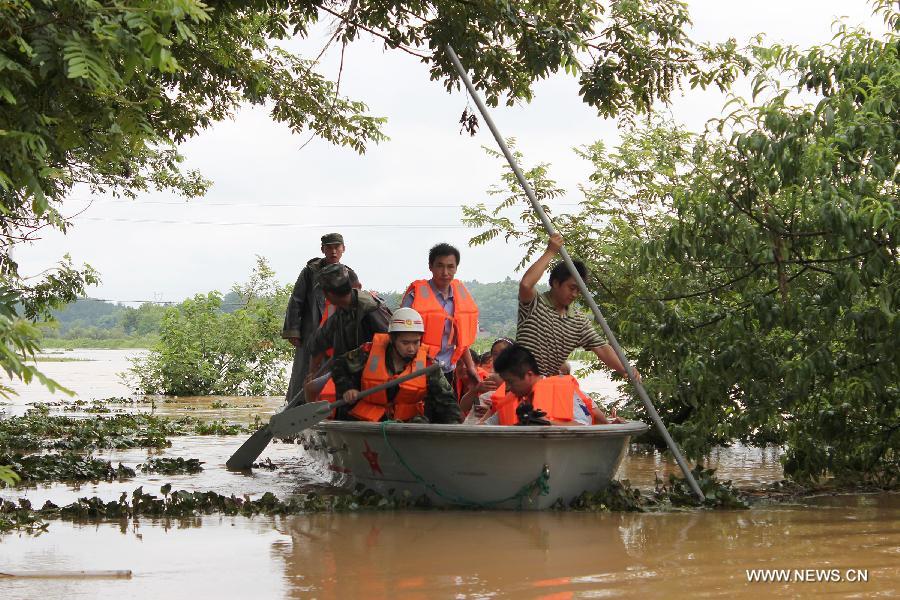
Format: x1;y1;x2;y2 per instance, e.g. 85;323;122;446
15;0;887;305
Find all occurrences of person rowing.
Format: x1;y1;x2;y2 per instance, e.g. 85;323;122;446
330;308;462;424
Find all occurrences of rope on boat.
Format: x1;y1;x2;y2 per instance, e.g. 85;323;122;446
379;421;551;509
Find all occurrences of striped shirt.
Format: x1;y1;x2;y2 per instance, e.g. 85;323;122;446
516;291;606;377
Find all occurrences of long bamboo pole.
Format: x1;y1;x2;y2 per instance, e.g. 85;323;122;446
444;44;704;501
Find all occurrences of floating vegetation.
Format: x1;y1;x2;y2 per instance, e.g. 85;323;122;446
0;453;134;485
210;400;232;409
0;411;253;453
652;466;748;509
193;420;246;436
0;469;753;537
0;500;47;534
29;397;154;414
566;480;646;512
3;465;889;538
62;401;117;414
102;396;155;404
567;467;749;511
138;457;203;475
0;485;431;532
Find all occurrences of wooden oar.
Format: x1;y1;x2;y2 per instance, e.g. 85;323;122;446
268;364;440;438
226;359;332;470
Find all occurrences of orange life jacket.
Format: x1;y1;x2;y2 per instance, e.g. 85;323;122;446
318;376;338;419
490;376;593;426
455;365;489;403
404;279;478;365
349;333;429;422
319;377;336;403
319;300;337;357
488;382;515;424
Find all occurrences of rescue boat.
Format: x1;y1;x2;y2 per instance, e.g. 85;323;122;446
298;420;648;510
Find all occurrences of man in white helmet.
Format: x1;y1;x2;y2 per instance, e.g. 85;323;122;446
330;307;462;424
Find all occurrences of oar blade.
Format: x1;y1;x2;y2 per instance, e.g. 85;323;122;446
269;401;332;438
225;425;274;470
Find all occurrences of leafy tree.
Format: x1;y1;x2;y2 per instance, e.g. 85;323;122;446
126;257;293;396
465;278;534;337
465;6;898;484
118;303;168;337
2;0;752;395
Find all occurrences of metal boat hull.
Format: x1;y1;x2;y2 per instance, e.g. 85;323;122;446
300;421;648;510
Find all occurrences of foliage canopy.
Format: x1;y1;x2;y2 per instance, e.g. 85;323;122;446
465;8;899;483
1;0;743;395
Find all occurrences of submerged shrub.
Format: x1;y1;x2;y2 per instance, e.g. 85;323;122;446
125;258;293;397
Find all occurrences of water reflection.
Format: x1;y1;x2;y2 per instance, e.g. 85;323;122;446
273;495;900;598
0;517;289;600
0;497;896;599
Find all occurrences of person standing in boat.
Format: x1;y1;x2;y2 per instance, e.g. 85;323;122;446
401;243;480;393
281;233;358;404
517;233;639;381
488;343;623;425
331;308;462;424
305;263;392;382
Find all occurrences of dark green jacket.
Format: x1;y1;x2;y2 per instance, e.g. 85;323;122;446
282;257;326;340
305;289;391;358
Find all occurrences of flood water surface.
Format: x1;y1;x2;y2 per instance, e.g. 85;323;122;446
1;350;897;598
1;496;897;599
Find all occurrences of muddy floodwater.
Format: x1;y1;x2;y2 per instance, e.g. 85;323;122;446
1;349;898;599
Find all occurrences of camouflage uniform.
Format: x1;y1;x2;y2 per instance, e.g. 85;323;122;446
305;277;391;359
331;343;462;424
281;233;356;403
282;256;327;403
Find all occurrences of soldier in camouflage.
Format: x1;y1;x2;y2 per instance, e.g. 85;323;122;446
305;262;392;379
282;233;355;403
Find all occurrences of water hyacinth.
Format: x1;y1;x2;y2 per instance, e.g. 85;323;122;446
138;457;204;475
0;452;135;485
0;467;759;536
0;410;254;453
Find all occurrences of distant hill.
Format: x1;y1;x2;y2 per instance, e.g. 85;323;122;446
45;298;167;342
49;298;123;334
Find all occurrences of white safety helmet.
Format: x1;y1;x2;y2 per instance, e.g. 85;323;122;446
388;307;425;333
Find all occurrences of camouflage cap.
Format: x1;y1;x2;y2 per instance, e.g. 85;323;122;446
317;263;351;291
321;232;344;245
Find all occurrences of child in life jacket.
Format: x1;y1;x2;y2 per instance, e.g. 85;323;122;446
482;343;624;426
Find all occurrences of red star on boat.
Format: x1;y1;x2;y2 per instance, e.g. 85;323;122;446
362;440;383;475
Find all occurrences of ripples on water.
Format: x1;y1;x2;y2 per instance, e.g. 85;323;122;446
2;497;897;599
1;350;897;599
